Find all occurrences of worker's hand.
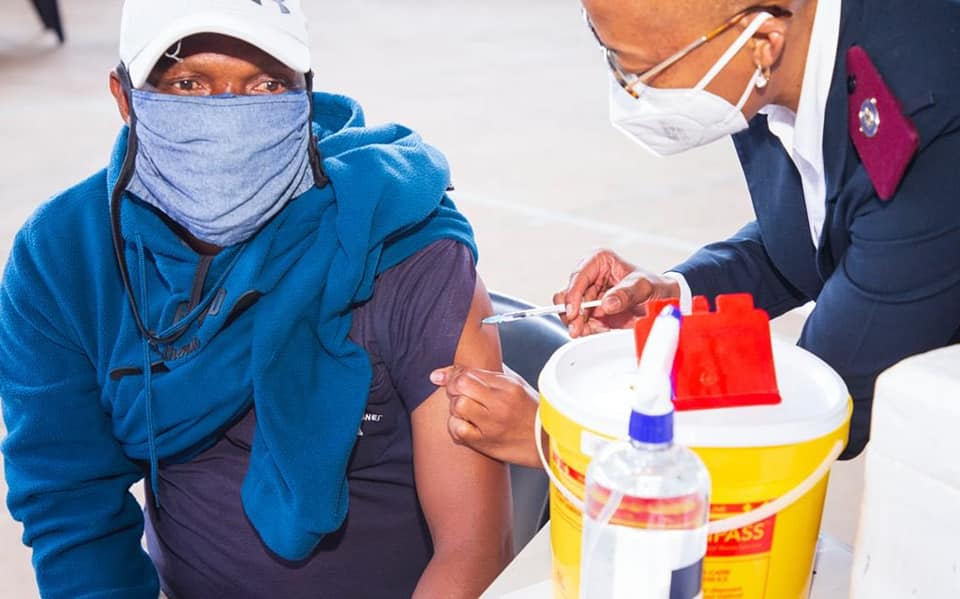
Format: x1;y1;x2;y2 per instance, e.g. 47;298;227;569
554;249;681;338
430;365;541;469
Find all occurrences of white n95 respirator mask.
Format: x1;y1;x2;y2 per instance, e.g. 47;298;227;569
609;12;772;156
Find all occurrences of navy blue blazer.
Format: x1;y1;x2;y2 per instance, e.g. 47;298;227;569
673;0;960;458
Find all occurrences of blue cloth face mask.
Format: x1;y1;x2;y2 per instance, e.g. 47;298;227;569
127;90;316;247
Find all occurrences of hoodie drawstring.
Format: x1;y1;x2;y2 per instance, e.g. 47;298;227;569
135;234;161;509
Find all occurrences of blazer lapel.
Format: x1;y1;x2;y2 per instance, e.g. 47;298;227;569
734;118;822;299
823;0;865;205
818;0;866;279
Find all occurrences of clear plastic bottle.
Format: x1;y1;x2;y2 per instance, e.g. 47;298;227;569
580;308;711;599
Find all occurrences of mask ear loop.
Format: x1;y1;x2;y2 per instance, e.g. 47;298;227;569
304;71;331;189
695;12;774;92
734;68;765;111
110;63;192;347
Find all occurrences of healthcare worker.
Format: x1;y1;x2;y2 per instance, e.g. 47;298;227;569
433;0;960;465
0;1;513;597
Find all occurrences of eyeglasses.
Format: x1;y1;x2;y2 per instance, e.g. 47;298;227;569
584;5;793;99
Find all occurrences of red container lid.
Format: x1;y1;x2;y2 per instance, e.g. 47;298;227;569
634;294;782;411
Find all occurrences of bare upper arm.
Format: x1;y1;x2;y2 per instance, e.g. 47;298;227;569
410;276;513;556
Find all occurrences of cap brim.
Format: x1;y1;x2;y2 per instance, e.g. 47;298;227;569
126;11;311;88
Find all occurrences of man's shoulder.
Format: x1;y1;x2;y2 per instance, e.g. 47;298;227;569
385;237;477;291
362;238;477;337
2;169;113;340
10;169;111;277
21;169;109;238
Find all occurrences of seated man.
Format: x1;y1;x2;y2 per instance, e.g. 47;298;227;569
0;1;512;598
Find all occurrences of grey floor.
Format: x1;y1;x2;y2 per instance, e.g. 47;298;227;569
0;1;863;596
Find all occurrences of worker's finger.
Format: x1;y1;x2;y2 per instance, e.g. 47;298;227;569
582;318;612;337
429;366;456;386
564;253;606;323
448;415;481;446
450;394;489;423
444;368;495;401
601;272;655;315
434;364;512;393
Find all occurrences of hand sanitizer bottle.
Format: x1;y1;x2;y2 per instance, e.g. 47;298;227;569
580;306;711;599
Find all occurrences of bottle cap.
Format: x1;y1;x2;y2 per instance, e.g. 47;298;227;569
628;409;674;444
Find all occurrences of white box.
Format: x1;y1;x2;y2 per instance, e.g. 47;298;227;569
850;346;960;599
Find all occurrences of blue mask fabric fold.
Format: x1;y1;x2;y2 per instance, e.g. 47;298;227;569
127;91;315;248
107;92;477;560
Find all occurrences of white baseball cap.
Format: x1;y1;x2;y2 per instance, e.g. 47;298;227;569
119;0;311;88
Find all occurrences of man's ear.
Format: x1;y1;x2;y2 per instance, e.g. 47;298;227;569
109;71;132;125
747;17;789;72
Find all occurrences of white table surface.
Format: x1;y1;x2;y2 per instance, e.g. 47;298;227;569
481;524;853;599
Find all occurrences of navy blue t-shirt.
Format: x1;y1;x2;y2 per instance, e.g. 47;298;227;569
144;240;477;599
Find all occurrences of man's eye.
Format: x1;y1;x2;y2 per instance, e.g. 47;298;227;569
253;79;289;94
174;80;198;91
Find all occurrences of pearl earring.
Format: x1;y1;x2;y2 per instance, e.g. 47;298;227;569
755;66;772;89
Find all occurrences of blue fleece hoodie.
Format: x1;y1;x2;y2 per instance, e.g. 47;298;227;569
0;93;476;598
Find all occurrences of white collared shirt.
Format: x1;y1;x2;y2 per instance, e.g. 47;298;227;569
665;1;843;307
758;0;842;248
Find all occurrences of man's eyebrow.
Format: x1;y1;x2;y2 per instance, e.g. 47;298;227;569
265;68;296;78
256;68;300;84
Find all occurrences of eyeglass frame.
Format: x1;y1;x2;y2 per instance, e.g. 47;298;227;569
584;5;793;99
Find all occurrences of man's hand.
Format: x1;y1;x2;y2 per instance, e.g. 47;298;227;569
430;365;541;469
554;249;681;338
